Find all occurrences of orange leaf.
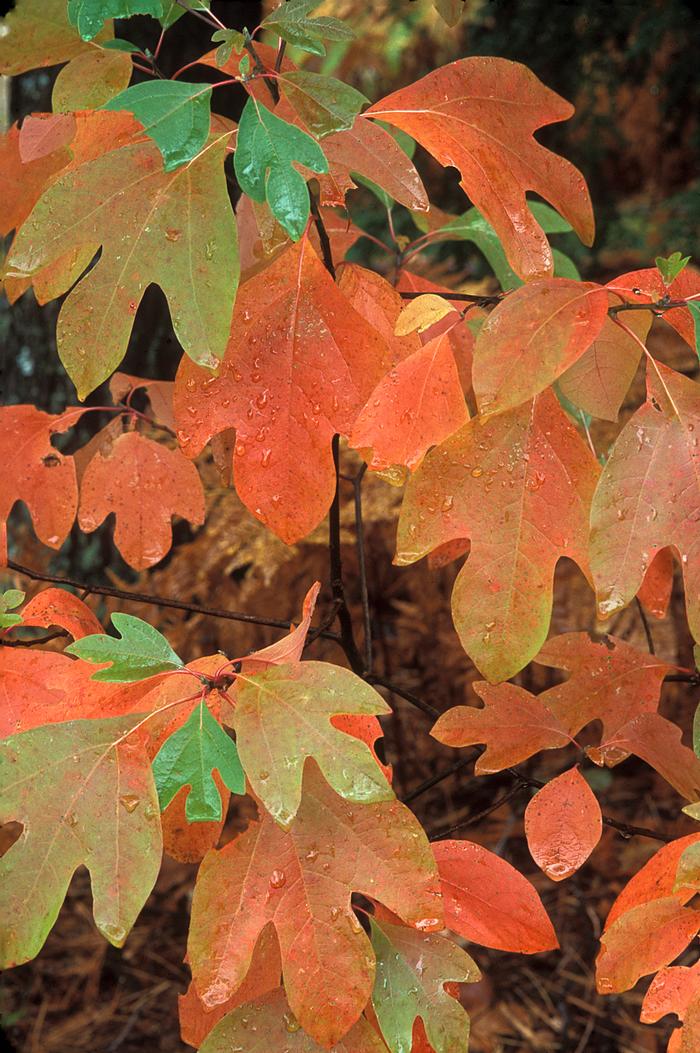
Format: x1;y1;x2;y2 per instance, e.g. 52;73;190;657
396;390;599;681
608;266;700;349
473;278;609;416
368;58;594;280
351;330;469;472
78;430;205;570
21;586;102;639
638;548;675;619
432;681;570;773
174;239;391;543
0;405;79;552
590;362;700;637
187;766;442;1046
433;839;558;953
587;713;700;802
604;834;700;931
524;767;602;881
339;264;420;365
597;899;700;995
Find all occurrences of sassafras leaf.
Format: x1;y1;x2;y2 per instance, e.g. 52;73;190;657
67;0;164;40
66;613;183;681
104;80;213;171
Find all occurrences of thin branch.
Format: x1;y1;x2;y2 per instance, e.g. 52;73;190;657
398;290;502;306
402;754;478;804
429;781;527;841
328;437;364;673
351;464;373;674
174;0;224;29
366;673;440;719
397;290;693;322
635;597;656;655
3;560;340;641
309;193;336;278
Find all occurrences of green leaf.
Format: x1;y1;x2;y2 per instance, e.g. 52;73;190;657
0;717;161;966
655;250;691;287
66;613;183;682
0;590;25;630
101;37;141;51
104;80;213;171
279;71;367;138
152;701;245;821
211;27;245;67
688;301;700;363
234;98;328;241
370;915;480;1053
67;0;164;41
233;660;392;827
438;203;576;290
262;0;354;57
159;0;210;29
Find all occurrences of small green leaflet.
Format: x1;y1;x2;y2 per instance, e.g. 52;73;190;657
67;0;164;41
211;27;245;67
370;916;480;1053
104;80;213;171
262;0;354;57
279;71;368;138
159;0;210;29
0;590;24;630
234;98;328;241
688;301;700;362
66;613;183;682
152;701;245;821
655;250;691;287
433;202;578;290
101;38;141;52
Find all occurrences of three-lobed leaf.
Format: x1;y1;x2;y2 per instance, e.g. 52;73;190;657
66;612;183;682
262;0;355;57
152;701;245;821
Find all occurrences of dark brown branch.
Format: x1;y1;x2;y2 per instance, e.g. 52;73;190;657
328;437;364;674
351;464;373;674
4;560;340;641
309;192;336;278
402;753;479;804
398;290;501;306
366;673;441;719
429;781;527;841
398;289;693;321
635;597;656;655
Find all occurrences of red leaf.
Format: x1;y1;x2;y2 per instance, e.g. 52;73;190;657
524;767;602;881
608;266;700;349
20;587;102;639
641;961;700;1025
587;712;700;802
339;265;420;365
638;548;675;619
351;329;469;471
432;681;570;772
396;390;599;681
433;839;558;953
368;58;594;280
174;238;391;543
187;766;442;1046
472;278;609;416
0;405;79;552
19;113;75;163
604;834;700;931
597;899;700;994
590;362;700;636
78;430;205;570
179;928;282;1047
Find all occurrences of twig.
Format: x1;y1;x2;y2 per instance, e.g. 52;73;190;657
635;597;656;655
366;673;441;719
402;754;478;804
398;290;501;306
309;192;336;278
429;781;527;840
328;437;364;674
3;560;340;640
351;464;372;673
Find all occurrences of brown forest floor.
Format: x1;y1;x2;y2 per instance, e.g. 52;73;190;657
2;325;698;1053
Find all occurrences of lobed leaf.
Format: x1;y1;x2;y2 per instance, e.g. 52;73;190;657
67;0;163;40
66;612;183;682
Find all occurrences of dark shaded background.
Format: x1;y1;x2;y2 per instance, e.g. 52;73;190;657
1;2;700;1051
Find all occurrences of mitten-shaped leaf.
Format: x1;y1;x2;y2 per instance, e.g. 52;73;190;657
233;661;393;826
472;278;608;416
77;431;205;570
524;767;602;881
0;406;78;552
432;681;570;772
605;834;700;931
199;988;387;1053
351;330;469;472
66;612;183;681
68;0;163;40
597;900;700;995
367;58;594;280
370;916;479;1053
21;586;103;639
175;239;391;543
396;390;599;681
590;363;700;637
434;839;558;953
0;716;162;967
586;713;700;802
8;134;237;397
105;80;213;170
187;766;442;1046
261;0;354;56
234;98;328;240
153;701;245;821
641;961;700;1053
